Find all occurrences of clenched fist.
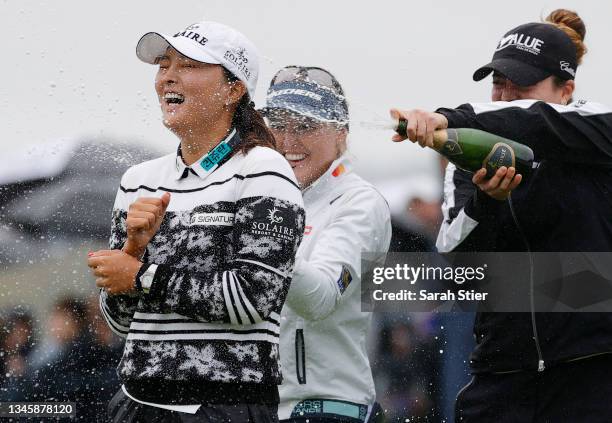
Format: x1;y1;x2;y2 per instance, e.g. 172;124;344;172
122;192;171;258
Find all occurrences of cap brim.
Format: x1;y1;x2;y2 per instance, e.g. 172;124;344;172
136;32;220;65
473;58;550;87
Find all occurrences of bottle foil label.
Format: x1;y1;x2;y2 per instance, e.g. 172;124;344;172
483;142;516;178
441;129;463;156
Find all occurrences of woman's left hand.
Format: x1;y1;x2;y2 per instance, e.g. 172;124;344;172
472;166;522;201
87;250;143;295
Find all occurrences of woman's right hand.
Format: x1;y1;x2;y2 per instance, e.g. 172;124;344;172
122;192;171;258
390;108;448;148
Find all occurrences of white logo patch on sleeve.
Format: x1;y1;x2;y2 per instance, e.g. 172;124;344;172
190;212;234;226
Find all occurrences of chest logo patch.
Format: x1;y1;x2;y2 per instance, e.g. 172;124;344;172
190;212;234;226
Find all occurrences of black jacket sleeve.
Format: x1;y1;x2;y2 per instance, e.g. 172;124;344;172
436;163;504;252
435;100;612;253
436;100;612;166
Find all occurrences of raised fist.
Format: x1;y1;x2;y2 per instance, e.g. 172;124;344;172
123;192;171;258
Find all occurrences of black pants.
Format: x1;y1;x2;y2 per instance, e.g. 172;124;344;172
455;353;612;423
109;389;279;423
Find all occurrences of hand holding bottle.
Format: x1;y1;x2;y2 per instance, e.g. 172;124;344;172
390;108;448;147
473;166;522;201
388;108;530;200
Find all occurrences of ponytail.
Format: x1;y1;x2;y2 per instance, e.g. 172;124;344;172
223;68;276;154
232;95;277;154
545;9;587;64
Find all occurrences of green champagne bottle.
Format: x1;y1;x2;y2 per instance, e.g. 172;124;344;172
395;118;534;178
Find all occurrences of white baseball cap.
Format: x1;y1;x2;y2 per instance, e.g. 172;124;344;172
136;21;259;98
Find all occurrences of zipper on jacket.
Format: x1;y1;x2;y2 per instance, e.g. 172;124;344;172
295;319;306;384
508;194;545;372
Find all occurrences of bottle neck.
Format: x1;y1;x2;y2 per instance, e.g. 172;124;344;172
431;129;450;152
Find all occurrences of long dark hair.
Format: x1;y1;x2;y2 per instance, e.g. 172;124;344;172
223;68;276;154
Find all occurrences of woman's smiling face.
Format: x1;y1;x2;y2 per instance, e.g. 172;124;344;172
268;110;346;188
154;47;232;136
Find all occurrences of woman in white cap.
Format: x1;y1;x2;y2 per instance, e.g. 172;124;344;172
391;9;612;422
261;66;391;423
87;21;305;422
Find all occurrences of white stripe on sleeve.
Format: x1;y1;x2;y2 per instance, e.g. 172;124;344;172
234;274;263;323
99;294;130;338
234;259;289;278
229;272;253;324
469;100;612;117
222;271;239;325
435;164;479;252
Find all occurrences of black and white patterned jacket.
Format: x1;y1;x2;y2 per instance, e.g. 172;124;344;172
99;132;305;404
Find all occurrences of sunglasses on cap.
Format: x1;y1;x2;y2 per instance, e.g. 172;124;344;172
266;66;349;128
271;66;346;99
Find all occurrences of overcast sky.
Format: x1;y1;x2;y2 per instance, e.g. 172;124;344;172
2;0;610;187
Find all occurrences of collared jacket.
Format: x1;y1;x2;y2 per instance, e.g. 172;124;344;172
278;156;392;420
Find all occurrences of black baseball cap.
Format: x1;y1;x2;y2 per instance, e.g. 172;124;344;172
473;22;578;86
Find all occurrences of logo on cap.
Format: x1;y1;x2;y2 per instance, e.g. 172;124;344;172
173;23;208;46
560;61;576;77
224;47;251;81
495;33;544;55
268;88;323;102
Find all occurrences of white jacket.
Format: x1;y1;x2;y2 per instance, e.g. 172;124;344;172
278;156;392;420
